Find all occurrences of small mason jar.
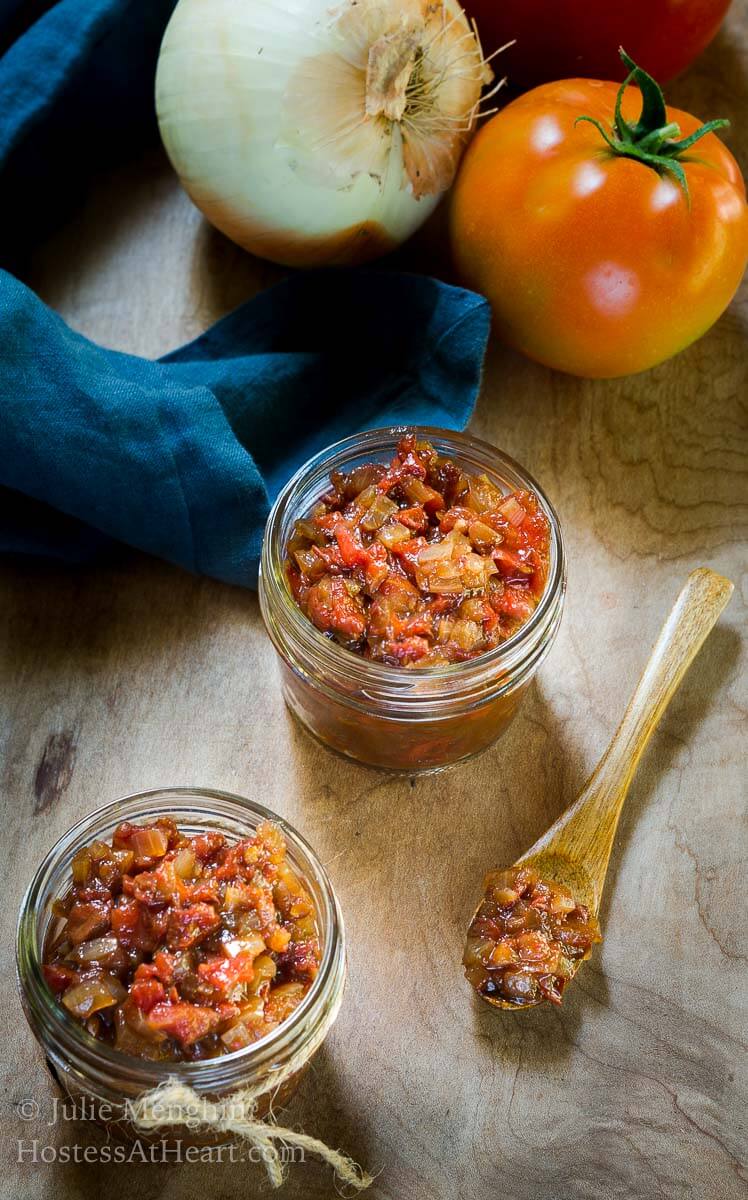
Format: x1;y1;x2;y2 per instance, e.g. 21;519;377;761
16;788;345;1140
259;426;565;773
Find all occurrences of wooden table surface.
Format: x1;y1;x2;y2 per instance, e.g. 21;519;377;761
1;9;746;1200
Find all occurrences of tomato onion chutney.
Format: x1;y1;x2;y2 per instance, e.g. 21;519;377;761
285;433;551;667
42;817;321;1060
464;865;601;1006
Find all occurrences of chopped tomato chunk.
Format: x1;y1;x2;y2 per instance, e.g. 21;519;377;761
306;575;366;643
166;903;221;950
146;1002;221;1046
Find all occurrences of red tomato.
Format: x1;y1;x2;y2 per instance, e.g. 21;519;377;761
466;0;732;88
449;63;748;378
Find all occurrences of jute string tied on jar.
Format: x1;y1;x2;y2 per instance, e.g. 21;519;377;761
129;1051;372;1191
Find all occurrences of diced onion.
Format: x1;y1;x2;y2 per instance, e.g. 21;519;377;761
467;474;503;513
498;495;528;526
468;520;501;548
424;568;464;594
354;485;378;512
222;931;265;959
378;523;411;548
360;494;398;531
173;848;197;879
401;478;442;508
417;542;453;566
220;1023;253;1051
450;618;483;650
72;936;120;964
224;884;249;910
253;954;278;983
71;848;92;885
130;828;169;860
293;547;324;578
62;975;126;1018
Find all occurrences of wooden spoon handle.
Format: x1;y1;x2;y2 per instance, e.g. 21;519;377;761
531;569;734;888
591;567;733;797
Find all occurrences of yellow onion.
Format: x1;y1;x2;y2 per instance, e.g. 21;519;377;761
155;0;494;267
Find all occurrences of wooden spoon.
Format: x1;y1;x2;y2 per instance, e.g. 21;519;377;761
466;567;734;1011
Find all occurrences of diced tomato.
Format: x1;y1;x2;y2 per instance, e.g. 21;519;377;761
380;636;430;663
494;585;536;622
397;506;428;532
111;896;163;952
332;520;368;569
43;963;78;994
277;938;321;982
440;505;474;532
398;612;433;638
152;950;177;985
214;1001;242;1024
390;537;428;578
66;900;110;945
166;903;221;950
480;600;499;633
306;575;366;641
286;565;306;605
110;897;139;943
492;545;533;576
189;880;220;905
190;832;226;862
311;511;343;533
378;445;428;493
363;541;389;592
428;596;460;616
146;1001;221;1046
312;544;345;573
131;862;185;907
129;976;166;1013
197;951;256;999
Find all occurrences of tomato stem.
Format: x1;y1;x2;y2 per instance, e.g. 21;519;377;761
575;48;729;203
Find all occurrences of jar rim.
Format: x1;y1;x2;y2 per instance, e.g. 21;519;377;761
260;425;565;701
16;787;345;1093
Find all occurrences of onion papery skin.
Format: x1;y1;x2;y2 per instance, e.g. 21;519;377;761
156;0;489;267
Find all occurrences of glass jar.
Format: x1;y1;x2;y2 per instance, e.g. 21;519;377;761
16;788;346;1141
260;426;565;773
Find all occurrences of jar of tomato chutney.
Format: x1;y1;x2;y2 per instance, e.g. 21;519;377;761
16;788;346;1141
259;427;565;773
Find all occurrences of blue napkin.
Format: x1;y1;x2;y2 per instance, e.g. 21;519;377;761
0;0;490;587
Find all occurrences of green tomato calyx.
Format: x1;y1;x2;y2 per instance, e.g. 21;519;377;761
575;48;729;201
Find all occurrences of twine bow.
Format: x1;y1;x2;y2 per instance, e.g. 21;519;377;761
129;1065;372;1191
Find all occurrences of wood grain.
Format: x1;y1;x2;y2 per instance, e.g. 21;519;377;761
1;8;746;1200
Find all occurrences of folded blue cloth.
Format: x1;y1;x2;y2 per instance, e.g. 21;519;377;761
0;0;490;587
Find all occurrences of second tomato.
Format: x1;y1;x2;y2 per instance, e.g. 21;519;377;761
463;0;731;88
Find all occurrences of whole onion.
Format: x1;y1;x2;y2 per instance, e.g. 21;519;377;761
155;0;493;267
